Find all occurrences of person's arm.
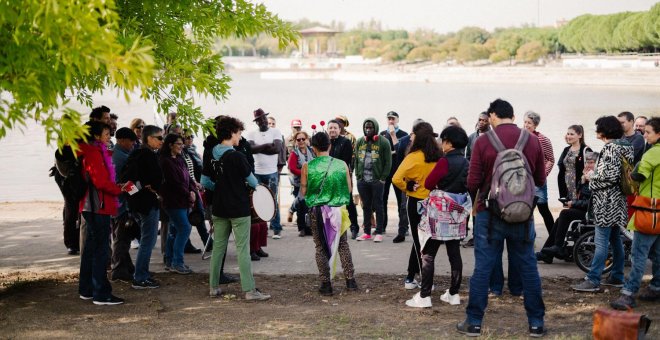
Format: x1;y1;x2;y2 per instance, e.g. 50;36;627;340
344;162;352;193
530;136;547;187
425;157;449;191
392;154;412;192
589;144;621;191
85;151;122;196
160;158;189;198
541;136;554;177
632;150;652;182
287;151;301;176
380;140;392;181
467;139;483;197
340;140;353;168
300;163;308;196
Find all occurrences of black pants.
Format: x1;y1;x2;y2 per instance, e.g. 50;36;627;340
296;198;311;234
384;176;407;235
535;203;555;234
542;208;586;249
110;213;138;280
420;239;462;297
63;196;80;250
406;196;422;278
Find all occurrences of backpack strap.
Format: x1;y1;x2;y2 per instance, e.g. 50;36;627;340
514;129;530;152
485;130;506;153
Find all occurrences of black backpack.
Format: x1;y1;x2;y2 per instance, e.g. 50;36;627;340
54;146;88;202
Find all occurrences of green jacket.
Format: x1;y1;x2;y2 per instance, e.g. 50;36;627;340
353;118;392;182
634;143;660;198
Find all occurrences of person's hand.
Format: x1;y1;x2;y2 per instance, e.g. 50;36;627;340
567;201;573;208
190;191;196;203
195;182;203;191
388;124;395;134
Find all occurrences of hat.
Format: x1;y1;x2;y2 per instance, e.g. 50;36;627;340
291;119;302;128
253;108;268;121
386;111;399;118
115;127;137;141
336;115;349;127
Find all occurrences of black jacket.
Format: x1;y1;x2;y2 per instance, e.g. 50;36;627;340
329;135;353;171
380;128;408;177
557;144;592;199
211;150;253;218
124;148;163;214
436;149;468;194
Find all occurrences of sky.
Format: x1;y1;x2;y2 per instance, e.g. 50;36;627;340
258;0;659;33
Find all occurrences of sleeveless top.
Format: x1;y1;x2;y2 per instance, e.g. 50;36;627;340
305;155;350;207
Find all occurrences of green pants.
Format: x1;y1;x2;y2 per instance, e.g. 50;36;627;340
209;215;255;292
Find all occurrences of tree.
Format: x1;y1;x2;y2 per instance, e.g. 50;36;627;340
456;26;491;44
0;0;298;150
516;41;548;62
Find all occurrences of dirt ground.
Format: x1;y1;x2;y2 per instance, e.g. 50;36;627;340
0;271;657;339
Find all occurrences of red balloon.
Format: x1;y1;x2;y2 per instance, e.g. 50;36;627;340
373;135;379;142
320;120;326;126
311;124;317;130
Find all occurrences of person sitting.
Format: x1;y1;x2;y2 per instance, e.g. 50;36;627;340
537;152;597;263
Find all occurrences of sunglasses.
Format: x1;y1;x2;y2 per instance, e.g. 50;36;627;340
296;138;306;142
151;135;163;141
185;136;193;140
136;125;145;129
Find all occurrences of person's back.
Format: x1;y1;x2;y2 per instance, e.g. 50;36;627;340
458;99;546;338
305;156;350;207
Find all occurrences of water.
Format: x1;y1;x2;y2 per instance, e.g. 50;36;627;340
1;72;657;205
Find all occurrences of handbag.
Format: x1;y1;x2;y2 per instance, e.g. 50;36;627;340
631;171;660;234
305;158;334;227
592;308;651;340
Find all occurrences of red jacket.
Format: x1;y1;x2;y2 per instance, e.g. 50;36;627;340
467;123;546;212
78;142;122;216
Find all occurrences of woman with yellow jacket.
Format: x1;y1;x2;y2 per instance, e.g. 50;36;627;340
392;122;441;303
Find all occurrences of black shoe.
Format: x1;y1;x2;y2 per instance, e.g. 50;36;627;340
184;247;202;254
319;281;333;296
601;276;624;288
541;245;561;256
351;231;358;240
110;274;134;283
529;326;547;338
392;235;405;243
93;295;124;305
456;321;481;337
346;278;358;291
67;248;79;255
250;252;261;261
299;230;306;237
131;278;160;290
462;238;474;248
256;249;269;258
219;273;238;284
536;251;553;264
610;294;637;310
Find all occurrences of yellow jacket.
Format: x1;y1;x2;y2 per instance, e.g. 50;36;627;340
392;150;437;200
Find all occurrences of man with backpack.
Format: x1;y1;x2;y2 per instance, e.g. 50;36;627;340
457;99;547;338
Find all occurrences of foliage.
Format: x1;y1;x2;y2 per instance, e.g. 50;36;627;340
489;50;510;63
380;39;417;62
0;0;299;149
455;44;490;62
456;26;491;44
405;46;441;61
516;41;549;62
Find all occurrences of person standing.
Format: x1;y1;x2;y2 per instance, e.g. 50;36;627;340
634;116;648;135
354;118;392;242
572;116;634;292
458;99;546;337
121;125;164;289
301;132;357;296
618;111;646;164
611;117;660;309
77;121;124;305
380;111;409;236
109;128;138;282
208;116;271;301
335;115;357;148
462;112;491;247
247;109;284;238
182;131;210;253
130;118;145;149
523;111;555;235
391;122;441;297
327;119;360;238
287;131;314;237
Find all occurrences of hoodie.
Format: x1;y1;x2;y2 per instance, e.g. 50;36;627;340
210;144;258;218
353;118;392;182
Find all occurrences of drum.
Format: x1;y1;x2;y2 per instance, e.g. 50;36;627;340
250;184;276;223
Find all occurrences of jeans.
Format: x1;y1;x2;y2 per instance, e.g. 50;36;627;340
165;208;193;267
357;180;385;235
489;239;522;295
255;173;281;232
466;210;545;328
383;176;408;235
134;207;159;282
622;232;660;295
79;212;113;300
586;226;625;286
210;215;255;292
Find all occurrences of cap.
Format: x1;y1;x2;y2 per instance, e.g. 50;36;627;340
291;119;302;128
253;108;269;121
115;127;137;141
386;111;399;118
336;115;349;127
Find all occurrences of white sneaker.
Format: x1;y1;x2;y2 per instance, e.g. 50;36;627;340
404;278;420;290
405;292;432;308
440;289;461;305
131;239;139;249
246;288;271;301
272;231;282;239
373;234;383;242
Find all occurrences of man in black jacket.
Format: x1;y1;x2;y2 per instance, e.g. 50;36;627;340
380;111;408;238
327;119;360;238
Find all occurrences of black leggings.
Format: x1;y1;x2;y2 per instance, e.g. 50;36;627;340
420;239;462;297
406;197;422;279
535;203;554;233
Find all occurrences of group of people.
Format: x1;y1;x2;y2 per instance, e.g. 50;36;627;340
51;101;659;338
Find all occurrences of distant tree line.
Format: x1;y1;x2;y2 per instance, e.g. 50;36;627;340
220;2;659;63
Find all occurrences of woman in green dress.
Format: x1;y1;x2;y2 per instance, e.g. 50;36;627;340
301;132;358;296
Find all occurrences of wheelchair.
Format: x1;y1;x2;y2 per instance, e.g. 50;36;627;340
570;218;633;274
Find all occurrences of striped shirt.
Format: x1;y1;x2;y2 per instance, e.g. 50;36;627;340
533;130;554;177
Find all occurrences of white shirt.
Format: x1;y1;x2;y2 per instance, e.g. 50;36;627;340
247;127;282;175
